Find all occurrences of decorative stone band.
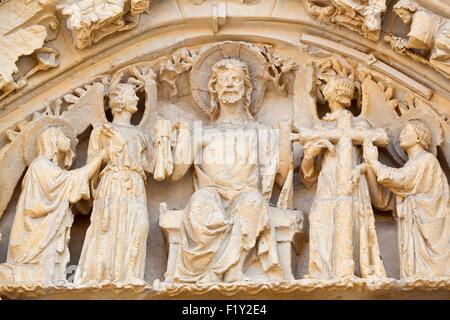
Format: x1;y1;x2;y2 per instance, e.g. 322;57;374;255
0;278;449;299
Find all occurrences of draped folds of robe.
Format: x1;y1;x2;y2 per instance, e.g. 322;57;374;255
172;123;284;282
3;156;90;284
408;9;450;77
374;152;450;278
302;117;393;279
74;123;150;285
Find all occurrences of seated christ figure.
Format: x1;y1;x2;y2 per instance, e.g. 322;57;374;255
155;58;293;283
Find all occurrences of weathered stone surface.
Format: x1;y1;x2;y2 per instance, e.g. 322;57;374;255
0;0;449;300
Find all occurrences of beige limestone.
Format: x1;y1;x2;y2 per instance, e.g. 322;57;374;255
59;0;150;49
0;0;448;300
385;0;450;79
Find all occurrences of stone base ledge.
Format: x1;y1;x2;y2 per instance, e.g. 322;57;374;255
1;278;449;300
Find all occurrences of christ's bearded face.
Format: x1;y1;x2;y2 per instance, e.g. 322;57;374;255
215;66;246;106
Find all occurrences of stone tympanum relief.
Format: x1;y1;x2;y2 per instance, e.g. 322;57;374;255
0;29;449;300
384;0;450;79
0;114;102;285
364;120;450;279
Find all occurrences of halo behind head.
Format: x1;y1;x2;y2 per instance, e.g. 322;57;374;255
208;58;254;121
190;41;268;118
23;116;78;166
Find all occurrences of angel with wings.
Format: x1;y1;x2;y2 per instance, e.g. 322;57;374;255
74;66;156;286
294;72;395;281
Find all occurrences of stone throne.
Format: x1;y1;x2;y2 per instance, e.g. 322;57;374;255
159;203;304;283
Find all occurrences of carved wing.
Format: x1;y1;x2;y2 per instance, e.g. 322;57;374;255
293;63;320;131
0;135;26;219
0;83;106;220
360;77;407;165
61;82;107;132
360;76;448;166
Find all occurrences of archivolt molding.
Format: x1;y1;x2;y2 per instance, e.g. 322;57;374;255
0;1;449;115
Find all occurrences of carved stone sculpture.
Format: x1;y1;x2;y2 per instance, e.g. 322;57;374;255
384;0;450;78
1;0;450;299
60;0;150;49
154;55;296;283
0;117;102;285
296;75;393;280
0;25;59;100
363;120;450;279
305;0;386;41
73;67;155;286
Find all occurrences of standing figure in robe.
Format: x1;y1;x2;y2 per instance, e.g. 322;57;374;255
74;72;153;286
154;58;293;283
363;120;450;278
0;124;102;285
300;76;393;280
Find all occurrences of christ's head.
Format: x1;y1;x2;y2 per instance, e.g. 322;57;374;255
208;58;253;122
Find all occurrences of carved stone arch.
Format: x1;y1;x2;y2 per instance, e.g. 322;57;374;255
0;0;449;300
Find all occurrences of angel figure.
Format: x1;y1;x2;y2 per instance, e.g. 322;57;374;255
363;120;450;279
297;75;394;280
0;118;102;286
74;66;156;286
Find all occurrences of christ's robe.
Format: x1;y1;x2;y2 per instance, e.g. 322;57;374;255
374;152;450;278
0;156;90;285
173;122;284;282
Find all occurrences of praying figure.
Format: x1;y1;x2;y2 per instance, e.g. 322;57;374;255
363;120;450;279
0;124;102;285
154;58;293;283
74;70;154;286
